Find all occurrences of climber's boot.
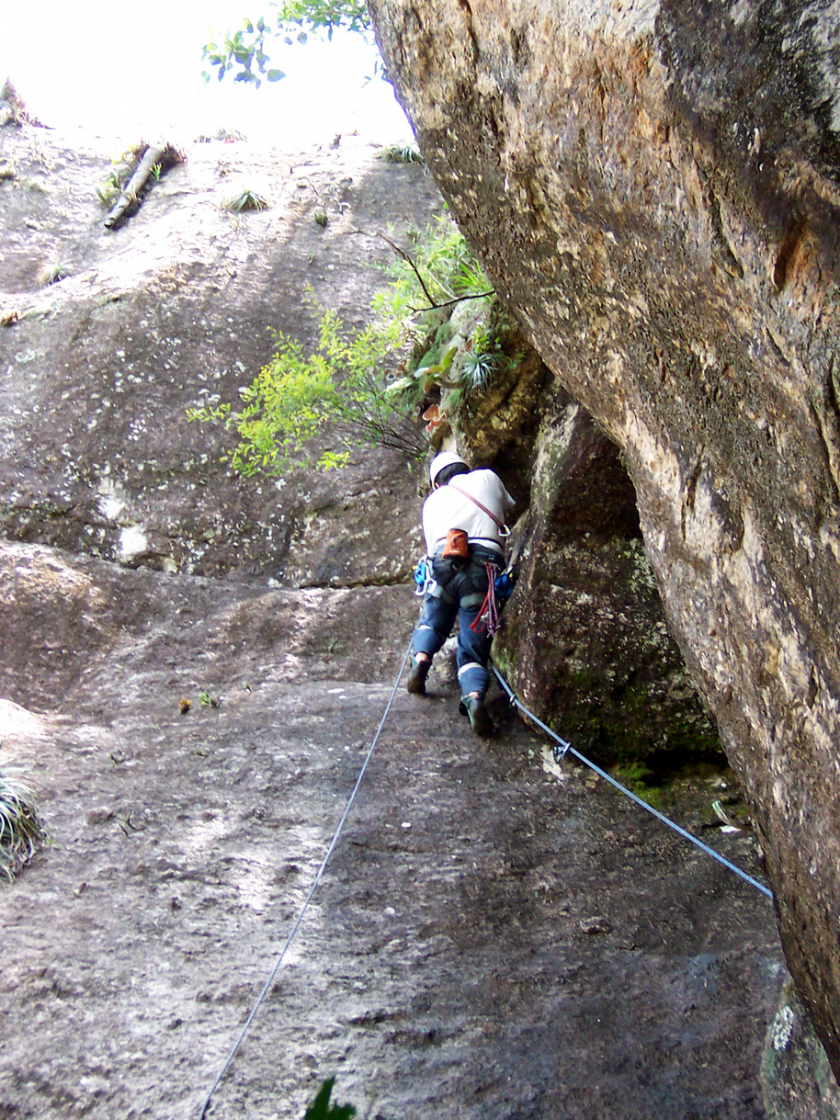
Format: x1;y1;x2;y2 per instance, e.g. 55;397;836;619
461;695;493;737
407;656;430;696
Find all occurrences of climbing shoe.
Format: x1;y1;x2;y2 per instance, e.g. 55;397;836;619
462;695;493;737
407;656;430;695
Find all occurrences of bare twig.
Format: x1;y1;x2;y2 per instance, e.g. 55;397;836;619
373;230;439;307
423;289;495;310
350;227;495;312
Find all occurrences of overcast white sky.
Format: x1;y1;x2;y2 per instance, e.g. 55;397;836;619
0;1;411;147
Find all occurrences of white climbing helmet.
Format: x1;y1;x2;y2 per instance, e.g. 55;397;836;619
429;451;469;485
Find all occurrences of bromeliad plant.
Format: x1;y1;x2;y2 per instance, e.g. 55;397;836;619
223;186;270;212
0;769;45;881
377;143;423;164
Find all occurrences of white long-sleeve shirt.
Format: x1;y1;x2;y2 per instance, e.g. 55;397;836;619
422;469;514;556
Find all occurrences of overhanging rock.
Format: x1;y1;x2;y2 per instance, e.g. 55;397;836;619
368;0;840;1076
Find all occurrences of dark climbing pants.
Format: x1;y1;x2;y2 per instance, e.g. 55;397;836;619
411;551;495;698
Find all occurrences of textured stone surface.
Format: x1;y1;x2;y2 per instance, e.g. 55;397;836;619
0;117;790;1117
0;126;439;586
0;118;721;766
0;539;782;1119
449;343;720;764
761;977;840;1120
493;386;719;764
368;0;840;1076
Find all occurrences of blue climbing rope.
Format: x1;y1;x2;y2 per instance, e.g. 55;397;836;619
197;640;414;1119
197;638;771;1118
491;665;774;901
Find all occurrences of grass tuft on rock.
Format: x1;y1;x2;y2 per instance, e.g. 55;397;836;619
0;770;45;881
223;187;269;212
377;143;424;164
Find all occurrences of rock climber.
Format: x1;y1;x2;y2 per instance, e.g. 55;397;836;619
408;451;515;736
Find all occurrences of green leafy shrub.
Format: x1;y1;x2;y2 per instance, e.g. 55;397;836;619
189;217;504;475
188;295;419;475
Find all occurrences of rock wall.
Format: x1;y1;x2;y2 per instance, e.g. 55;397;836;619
0;126;440;587
445;324;720;764
368;0;840;1076
0;118;789;1118
0;118;718;766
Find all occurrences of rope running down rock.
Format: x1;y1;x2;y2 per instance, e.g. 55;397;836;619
197;640;413;1119
491;664;773;900
197;641;771;1117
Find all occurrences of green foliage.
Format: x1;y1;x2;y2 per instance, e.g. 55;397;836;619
459;323;508;392
95;167;123;208
202;1;374;86
386;215;494;309
461;347;500;392
304;1078;355;1120
223;186;270;212
94;149;139;208
611;761;664;808
189;218;503;476
377;143;423;165
275;0;369;37
0;770;44;881
188;294;416;475
202;18;285;86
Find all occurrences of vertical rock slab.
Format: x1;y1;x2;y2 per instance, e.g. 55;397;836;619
492;387;719;763
368;0;840;1074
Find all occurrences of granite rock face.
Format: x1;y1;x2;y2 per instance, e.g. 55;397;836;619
492;385;719;764
0;127;440;587
0;114;804;1115
449;334;720;765
368;0;840;1076
0;119;718;767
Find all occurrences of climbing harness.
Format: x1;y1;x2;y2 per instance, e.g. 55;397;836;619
197;641;413;1120
491;665;774;901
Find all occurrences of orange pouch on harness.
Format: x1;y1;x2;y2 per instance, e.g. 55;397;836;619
441;528;470;561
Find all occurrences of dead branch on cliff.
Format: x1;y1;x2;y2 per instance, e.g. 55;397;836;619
103;143;183;230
